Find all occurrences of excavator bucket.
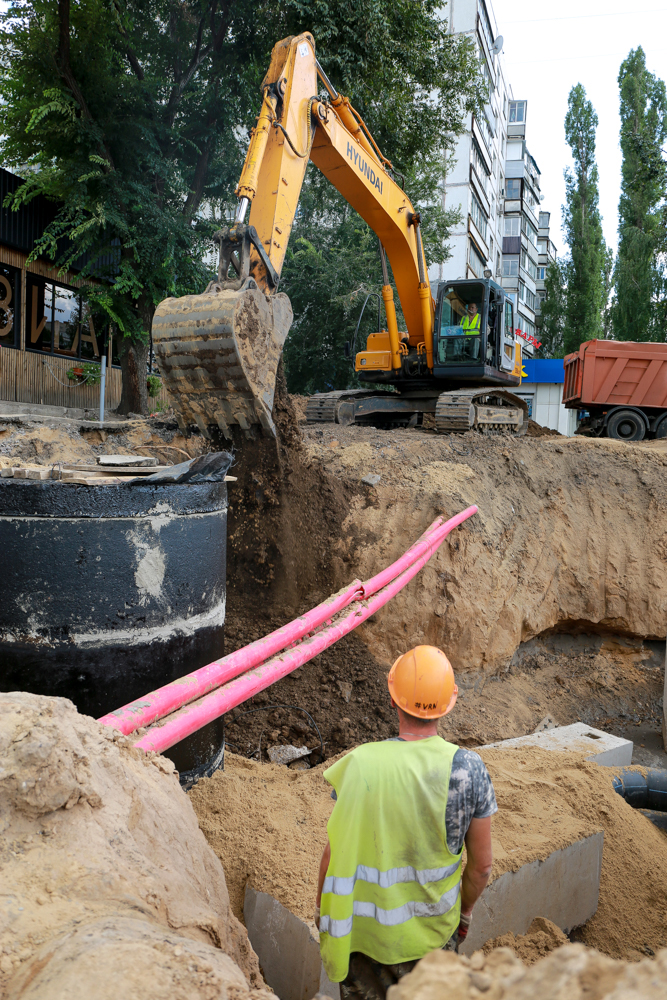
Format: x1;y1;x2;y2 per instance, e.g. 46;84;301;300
152;228;293;439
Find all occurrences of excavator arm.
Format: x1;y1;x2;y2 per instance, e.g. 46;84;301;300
152;32;433;438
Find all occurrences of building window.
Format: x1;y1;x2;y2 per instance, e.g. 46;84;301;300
537;239;548;254
522;216;538;248
469;241;486;278
537;266;546;280
521;250;538;280
519;282;536;311
502;256;519;277
504;216;520;237
470;193;488;241
509;101;526;123
496;251;501;275
26;275;101;360
471;140;490;196
0;264;20;350
505;179;521;200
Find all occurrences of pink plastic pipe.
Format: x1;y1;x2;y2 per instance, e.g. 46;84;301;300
134;505;478;754
98;580;364;735
99;513;467;736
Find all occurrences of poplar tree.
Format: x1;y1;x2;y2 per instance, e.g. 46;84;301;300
561;84;608;354
613;48;667;341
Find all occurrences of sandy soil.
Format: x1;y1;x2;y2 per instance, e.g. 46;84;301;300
388;944;667;999
0;692;271;999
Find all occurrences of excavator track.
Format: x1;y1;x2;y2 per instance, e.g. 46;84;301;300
305;390;371;424
435;388;528;435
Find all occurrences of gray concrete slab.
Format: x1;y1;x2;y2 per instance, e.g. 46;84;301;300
244;887;339;1000
461;831;604;954
482;722;633;767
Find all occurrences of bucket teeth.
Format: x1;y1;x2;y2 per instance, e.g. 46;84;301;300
152;284;293;439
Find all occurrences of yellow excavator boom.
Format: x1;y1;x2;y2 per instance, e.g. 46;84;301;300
152;32;434;438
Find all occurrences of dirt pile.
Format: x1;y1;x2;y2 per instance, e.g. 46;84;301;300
0;412;208;470
191;745;667;961
482;917;568;964
295;424;667;672
0;692;271;999
388;944;667;1000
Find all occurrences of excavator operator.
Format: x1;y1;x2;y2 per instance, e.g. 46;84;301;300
461;302;481;333
314;646;496;998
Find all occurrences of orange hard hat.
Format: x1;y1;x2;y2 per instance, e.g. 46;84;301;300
387;645;458;720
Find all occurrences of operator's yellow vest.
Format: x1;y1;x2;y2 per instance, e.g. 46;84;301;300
461;314;480;333
320;737;462;982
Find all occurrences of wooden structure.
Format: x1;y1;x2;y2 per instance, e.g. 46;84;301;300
0;167;168;413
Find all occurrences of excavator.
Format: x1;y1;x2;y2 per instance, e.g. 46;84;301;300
152;33;528;438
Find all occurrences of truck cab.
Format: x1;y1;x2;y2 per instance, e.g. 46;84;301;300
433;278;520;388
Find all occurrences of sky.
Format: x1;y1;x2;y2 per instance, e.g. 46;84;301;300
489;0;667;255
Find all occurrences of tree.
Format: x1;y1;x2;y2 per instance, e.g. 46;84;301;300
561;84;609;354
0;0;481;412
282;156;461;394
613;47;667;342
536;259;566;358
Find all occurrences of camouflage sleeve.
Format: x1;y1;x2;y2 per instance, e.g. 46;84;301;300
445;748;498;855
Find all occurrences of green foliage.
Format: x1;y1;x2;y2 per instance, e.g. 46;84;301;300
561;84;609;354
282;158;461;394
612;48;667;342
536;259;566;358
146;374;162;398
0;0;480;404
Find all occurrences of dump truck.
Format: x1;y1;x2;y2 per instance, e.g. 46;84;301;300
563;340;667;441
152;33;528;439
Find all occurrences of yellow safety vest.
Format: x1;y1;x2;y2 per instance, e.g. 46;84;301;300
320;737;462;983
461;314;480;334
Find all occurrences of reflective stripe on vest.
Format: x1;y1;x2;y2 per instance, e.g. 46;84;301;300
323;859;461;895
320;737;462;982
320;879;461;938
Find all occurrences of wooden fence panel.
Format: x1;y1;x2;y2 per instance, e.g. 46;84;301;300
0;346;18;402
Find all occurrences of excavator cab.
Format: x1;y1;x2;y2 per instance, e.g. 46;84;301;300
433;278;518;386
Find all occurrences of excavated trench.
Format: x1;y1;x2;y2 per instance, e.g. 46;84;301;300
212;387;667;770
184;389;667;974
3;386;667;993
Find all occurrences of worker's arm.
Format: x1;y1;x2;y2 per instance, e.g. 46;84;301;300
314;838;331;929
460;816;493;917
316;839;331;907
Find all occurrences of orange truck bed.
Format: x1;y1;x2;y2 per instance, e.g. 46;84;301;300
563;340;667;411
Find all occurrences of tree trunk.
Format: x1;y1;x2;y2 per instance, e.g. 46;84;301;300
116;337;149;415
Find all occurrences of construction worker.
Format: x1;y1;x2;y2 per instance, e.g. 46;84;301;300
461;302;481;332
315;646;496;998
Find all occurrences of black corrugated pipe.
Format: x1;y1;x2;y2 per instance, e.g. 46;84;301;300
613;768;667;831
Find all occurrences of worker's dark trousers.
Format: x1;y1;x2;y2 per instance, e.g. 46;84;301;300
340;934;458;1000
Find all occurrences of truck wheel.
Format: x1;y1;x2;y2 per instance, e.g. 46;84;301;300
654;416;667;439
606;409;646;441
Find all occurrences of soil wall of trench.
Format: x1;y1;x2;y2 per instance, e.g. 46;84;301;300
226;391;667;675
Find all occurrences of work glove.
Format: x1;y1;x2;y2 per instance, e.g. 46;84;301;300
456;911;472;950
314;905;321;930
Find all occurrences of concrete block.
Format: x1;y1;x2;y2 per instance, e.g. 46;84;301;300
0;468;16;478
244;887;339;1000
482;722;633;767
461;831;604;954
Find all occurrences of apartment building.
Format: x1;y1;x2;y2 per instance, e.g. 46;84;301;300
431;0;507;293
499;100;544;356
535;210;557;332
434;0;553;360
